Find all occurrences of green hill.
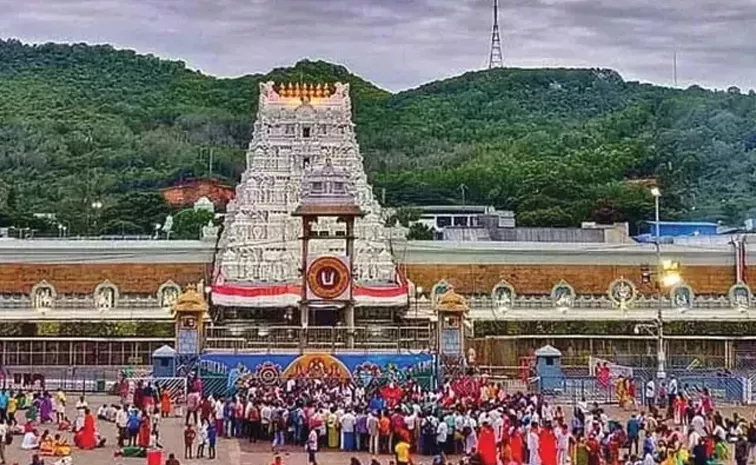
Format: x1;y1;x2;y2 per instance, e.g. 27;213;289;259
1;39;756;235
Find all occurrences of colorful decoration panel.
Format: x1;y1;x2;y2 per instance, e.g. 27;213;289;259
201;352;436;392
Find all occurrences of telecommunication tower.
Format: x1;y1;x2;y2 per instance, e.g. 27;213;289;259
488;0;503;68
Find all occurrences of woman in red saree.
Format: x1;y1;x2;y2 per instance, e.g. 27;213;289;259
539;425;558;465
138;411;151;448
510;427;524;465
160;390;172;418
478;422;498;465
75;408;97;450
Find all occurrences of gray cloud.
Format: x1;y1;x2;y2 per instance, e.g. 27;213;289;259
0;0;754;92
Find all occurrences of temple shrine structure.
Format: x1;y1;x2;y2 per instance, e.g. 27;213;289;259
2;82;756;377
211;82;408;326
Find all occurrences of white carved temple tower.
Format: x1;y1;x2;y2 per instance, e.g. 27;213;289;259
212;82;407;322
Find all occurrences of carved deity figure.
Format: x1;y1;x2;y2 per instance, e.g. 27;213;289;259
493;286;513;309
160;287;179;309
95;287;115;310
34;287;54;310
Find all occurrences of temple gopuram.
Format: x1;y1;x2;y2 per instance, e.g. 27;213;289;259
211;82;408;326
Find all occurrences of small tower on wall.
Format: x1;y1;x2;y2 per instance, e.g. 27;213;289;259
435;288;470;380
172;284;209;360
293;159;364;347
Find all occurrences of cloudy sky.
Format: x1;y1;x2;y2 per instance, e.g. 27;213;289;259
1;0;754;92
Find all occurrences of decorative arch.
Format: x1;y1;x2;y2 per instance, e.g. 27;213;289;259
431;280;451;306
30;280;56;311
157;280;181;309
669;282;694;310
729;282;752;309
93;280;119;312
551;280;575;309
491;280;516;310
608;278;637;308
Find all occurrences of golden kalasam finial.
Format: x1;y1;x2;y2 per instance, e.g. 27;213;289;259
286;82;293;97
278;83;287;97
315;83;323;98
323;83;331;96
295;82;302;98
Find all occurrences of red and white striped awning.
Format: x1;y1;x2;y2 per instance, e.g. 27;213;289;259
211;270;409;308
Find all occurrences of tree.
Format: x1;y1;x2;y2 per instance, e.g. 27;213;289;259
170;208;215;240
98;191;171;235
407;222;434;240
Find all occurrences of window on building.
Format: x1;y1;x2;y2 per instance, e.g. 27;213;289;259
436;216;452;228
453;216;468;227
302;126;311;138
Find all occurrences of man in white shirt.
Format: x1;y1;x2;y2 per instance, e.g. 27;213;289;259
306;427;318;465
645;380;655;408
260;403;272;439
528;422;541;465
556;424;570;465
116;405;129;447
436;419;448;456
367;411;379;455
667;377;678;412
340;410;356;452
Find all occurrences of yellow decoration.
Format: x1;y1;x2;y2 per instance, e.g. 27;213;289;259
436;288;469;313
172;284;209;315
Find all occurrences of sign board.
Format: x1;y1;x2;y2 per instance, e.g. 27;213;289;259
306;256;351;301
441;329;462;355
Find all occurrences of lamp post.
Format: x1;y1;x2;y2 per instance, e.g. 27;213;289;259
650;187;664;378
90;200;103;236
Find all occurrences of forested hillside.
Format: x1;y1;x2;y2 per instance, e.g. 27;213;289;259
1;39;756;236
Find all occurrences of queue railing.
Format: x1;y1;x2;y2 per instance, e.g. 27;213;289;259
204;325;435;353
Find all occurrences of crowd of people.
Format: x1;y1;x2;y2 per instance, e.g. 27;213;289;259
0;388;105;465
174;371;748;465
0;370;753;465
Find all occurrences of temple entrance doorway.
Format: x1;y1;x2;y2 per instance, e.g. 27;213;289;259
309;307;340;327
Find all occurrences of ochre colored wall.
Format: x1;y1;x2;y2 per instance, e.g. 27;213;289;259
0;263;209;295
404;264;740;296
161;181;235;209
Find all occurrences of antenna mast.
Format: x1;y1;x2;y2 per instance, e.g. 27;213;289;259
488;0;503;69
673;51;678;87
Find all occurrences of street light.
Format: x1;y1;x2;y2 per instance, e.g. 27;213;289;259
649;186;674;380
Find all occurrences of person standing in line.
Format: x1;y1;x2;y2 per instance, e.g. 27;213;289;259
184;423;196;459
340;409;356;452
0;418;7;465
207;419;217;459
307;426;319;465
367;410;379;455
0;390;8;424
395;432;412;465
197;418;208;458
644;379;655;409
